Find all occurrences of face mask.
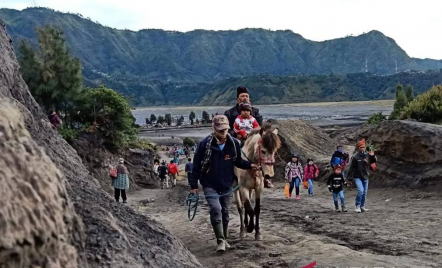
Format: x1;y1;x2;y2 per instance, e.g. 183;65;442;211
338;148;343;153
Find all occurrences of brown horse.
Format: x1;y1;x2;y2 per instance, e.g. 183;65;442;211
233;124;281;240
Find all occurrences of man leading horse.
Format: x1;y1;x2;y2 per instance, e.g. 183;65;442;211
190;115;260;253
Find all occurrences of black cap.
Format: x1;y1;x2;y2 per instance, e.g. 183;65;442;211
237;86;249;98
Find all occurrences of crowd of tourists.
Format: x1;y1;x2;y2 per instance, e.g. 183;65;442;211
108;86;377;254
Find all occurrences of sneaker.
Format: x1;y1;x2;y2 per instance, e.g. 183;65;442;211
123;200;127;204
216;240;226;253
355;205;361;213
342;206;348;212
335;207;341;212
361;207;369;212
225;241;231;249
295;195;300;200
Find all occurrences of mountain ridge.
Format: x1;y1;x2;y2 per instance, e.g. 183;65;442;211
2;7;442;106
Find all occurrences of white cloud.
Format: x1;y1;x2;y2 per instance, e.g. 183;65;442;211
2;0;442;59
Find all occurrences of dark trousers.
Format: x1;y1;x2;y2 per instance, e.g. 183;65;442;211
203;187;231;226
114;188;127;201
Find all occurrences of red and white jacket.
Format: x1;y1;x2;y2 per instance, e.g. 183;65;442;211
234;115;259;137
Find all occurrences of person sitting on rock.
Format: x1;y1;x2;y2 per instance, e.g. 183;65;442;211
303;158;319;196
48;110;61;129
330;145;349;176
347;139;377;213
233;102;259;142
113;158;129;203
190;115;259;253
327;165;347;212
285;153;303;200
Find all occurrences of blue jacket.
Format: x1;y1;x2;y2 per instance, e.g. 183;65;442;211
191;135;252;193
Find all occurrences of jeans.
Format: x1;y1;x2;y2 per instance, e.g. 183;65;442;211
114;188;127;201
187;173;192;186
289;177;301;196
332;190;345;208
307;179;314;195
203;187;231;226
355;178;369;207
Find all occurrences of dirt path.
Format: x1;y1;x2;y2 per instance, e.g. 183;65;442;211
128;177;442;268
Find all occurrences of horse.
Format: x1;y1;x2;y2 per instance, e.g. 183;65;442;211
233;124;281;241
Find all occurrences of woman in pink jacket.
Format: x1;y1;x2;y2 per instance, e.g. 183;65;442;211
304;158;319;196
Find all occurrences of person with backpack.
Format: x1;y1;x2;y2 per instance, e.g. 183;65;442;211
48;111;61;129
168;160;179;187
347;139;377;213
327;165;347;212
112;158;130;203
157;161;169;189
303;158;319;196
330;145;350;175
185;158;193;187
190;115;259;253
285;153;303;200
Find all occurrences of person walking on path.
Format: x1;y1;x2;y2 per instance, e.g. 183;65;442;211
347;138;377;213
157;161;169;189
190;115;259;253
303;158;319;196
327;165;347;212
112;158;129;203
185;158;193;187
168;160;179;187
285;153;304;200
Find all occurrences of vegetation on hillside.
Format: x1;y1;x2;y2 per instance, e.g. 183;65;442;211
17;26;147;149
400;85;442;124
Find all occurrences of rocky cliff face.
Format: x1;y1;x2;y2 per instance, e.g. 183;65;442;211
0;19;201;268
361;120;442;191
0;100;84;268
71;134;158;194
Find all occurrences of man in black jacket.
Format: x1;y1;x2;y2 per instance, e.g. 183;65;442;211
347;139;377;213
224;86;263;137
190;115;259;253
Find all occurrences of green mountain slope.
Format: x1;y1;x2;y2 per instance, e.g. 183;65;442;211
2;7;442;106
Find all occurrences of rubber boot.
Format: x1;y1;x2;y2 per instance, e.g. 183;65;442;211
223;222;231;249
212;223;226;253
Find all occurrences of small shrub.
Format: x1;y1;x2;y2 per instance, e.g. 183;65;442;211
367;112;384;125
400;85;442;124
126;137;156;151
59;127;78;144
183;137;196;147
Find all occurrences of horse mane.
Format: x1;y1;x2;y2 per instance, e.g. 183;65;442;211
261;130;281;153
244;122;281;153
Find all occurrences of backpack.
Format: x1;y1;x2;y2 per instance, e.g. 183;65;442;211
169;164;178;174
109;167;117;178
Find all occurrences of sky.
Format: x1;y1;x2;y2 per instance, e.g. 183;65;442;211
2;0;442;59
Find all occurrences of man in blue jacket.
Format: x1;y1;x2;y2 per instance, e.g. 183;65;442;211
190;115;259;253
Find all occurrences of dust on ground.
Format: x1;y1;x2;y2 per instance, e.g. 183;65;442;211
128;172;442;268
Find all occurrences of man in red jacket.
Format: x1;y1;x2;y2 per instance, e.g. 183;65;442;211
168;160;179;187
